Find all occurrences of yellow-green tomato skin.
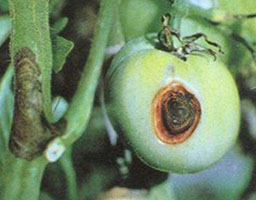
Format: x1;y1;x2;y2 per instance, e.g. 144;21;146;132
106;48;240;173
119;0;170;41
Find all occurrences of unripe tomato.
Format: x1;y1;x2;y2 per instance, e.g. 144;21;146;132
118;0;241;70
104;35;240;173
217;0;256;14
119;0;170;41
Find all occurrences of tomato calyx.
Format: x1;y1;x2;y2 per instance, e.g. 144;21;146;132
157;13;224;61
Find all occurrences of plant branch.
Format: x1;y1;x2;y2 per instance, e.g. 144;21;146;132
59;148;78;200
62;0;115;147
0;0;53;199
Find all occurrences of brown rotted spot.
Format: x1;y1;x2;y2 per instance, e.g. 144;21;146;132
9;47;65;160
152;81;201;145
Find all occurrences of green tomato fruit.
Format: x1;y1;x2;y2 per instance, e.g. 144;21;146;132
104;35;240;173
119;0;170;41
217;0;256;14
118;0;245;73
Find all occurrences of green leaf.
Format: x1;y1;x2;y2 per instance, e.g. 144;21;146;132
39;192;55;200
52;36;74;73
49;0;68;19
0;16;11;47
51;17;69;36
0;66;14;164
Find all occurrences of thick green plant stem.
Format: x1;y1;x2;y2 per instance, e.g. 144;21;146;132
0;66;47;200
8;0;54;122
63;0;115;146
0;155;47;200
0;0;53;199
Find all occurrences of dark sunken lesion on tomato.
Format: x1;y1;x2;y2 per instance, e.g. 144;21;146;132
9;47;65;161
153;82;201;145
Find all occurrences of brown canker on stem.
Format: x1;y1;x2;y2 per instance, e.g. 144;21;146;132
9;47;65;160
152;81;201;145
